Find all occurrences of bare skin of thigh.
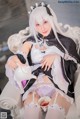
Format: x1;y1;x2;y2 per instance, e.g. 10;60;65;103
23;75;72;115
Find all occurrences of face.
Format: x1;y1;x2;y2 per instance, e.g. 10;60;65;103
35;20;52;37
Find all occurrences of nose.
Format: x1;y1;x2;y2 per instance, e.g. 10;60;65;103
41;24;45;31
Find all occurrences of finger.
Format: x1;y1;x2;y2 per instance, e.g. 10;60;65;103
41;58;46;63
45;61;52;71
47;63;52;71
41;62;45;69
44;61;49;71
44;64;48;71
42;59;50;70
47;66;50;71
41;61;47;69
41;55;48;63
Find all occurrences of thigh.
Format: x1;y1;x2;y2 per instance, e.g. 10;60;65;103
45;93;72;119
23;92;42;119
23;92;39;106
24;104;42;119
55;93;71;114
49;92;72;115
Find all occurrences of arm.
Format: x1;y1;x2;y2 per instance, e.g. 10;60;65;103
5;41;32;83
6;41;32;71
5;41;37;94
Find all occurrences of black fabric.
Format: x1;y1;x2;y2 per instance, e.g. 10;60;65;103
61;58;70;83
62;59;77;98
64;60;77;82
61;58;77;98
24;29;80;63
38;30;80;63
24;78;36;92
22;30;80;99
16;54;26;64
49;77;65;94
32;66;65;94
27;52;32;66
45;6;52;16
64;60;77;98
23;36;36;44
32;65;75;98
32;67;42;76
23;40;33;66
67;82;74;98
27;45;33;66
58;33;80;63
21;78;36;97
32;66;52;79
0;108;12;119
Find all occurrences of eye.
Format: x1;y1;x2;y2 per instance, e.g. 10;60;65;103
44;21;48;24
36;23;40;27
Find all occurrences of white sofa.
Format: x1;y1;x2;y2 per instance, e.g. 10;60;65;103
0;25;80;119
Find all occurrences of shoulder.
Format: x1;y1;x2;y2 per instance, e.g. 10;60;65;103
21;36;36;51
23;36;36;44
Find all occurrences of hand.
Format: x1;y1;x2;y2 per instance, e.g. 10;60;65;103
41;54;59;71
6;55;25;70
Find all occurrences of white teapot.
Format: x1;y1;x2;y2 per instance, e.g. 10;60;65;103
14;65;33;93
14;65;32;81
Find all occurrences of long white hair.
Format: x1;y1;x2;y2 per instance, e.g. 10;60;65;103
29;5;68;54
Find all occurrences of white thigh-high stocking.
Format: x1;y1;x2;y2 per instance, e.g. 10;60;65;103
45;104;66;119
45;92;66;119
24;104;42;119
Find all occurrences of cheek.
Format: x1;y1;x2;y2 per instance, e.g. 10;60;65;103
48;24;51;30
45;23;51;30
35;26;39;32
48;26;52;33
36;27;41;33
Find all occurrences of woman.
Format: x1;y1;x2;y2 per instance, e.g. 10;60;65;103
6;2;80;119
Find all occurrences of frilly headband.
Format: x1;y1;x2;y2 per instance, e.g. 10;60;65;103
28;2;52;16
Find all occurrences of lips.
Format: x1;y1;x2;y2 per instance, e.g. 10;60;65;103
42;31;48;34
